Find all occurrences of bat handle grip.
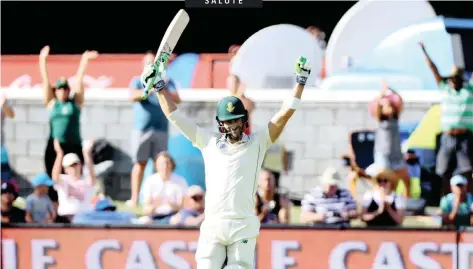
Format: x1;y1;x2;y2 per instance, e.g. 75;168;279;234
141;81;155;100
141;88;150;100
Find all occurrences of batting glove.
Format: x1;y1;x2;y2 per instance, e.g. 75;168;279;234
295;56;312;85
140;63;166;93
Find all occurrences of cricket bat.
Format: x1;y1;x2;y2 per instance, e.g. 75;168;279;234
142;9;190;99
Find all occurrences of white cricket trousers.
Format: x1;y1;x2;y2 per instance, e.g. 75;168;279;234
195;216;260;269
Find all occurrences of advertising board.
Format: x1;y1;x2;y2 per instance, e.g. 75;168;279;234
2;227;470;269
1;54;144;89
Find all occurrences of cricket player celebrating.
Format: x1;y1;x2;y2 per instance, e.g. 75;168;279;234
140;56;311;269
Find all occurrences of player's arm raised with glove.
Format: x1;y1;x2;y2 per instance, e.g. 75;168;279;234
141;63;210;149
268;56;311;143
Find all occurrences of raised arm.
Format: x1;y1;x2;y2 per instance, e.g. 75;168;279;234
39;46;54;106
268;57;311;143
419;42;443;85
140;63;209;149
74;51;98;107
0;93;14;118
381;80;404;113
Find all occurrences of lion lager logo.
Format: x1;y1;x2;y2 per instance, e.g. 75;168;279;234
227;102;235;113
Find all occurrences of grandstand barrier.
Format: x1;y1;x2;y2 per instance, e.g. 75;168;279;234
2;224;472;269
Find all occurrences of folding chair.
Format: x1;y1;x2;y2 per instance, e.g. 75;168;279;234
345;130;375;170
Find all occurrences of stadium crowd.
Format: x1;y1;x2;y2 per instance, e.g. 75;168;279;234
2;27;473;229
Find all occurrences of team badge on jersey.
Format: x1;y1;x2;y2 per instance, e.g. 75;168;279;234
217;141;227;150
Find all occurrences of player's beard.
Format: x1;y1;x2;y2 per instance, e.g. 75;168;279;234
226;125;243;143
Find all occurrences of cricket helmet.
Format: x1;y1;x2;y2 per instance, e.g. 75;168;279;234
215;96;248;132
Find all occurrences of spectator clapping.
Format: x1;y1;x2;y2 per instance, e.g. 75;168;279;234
361;169;406;227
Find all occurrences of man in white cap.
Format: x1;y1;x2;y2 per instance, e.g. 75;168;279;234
439;175;473;226
300;167;358;226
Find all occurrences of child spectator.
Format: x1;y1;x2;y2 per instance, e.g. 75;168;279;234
1;181;25;223
439;175;473;226
25;174;55;223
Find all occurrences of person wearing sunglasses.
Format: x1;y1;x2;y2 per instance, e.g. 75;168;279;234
169;185;205;227
439;175;473;227
39;45;98;177
361;169;406;227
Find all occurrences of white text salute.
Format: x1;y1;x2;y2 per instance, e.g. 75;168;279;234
140;56;311;269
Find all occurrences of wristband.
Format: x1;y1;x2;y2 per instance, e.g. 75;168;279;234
283;97;301;110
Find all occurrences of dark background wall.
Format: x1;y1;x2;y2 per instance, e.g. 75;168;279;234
1;1;472;55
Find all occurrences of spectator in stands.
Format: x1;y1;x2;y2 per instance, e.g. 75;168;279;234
141;151;188;223
40;46;98;177
169;185;205;226
51;139;96;220
361;169;406;227
419;42;473;195
263;140;289;189
403;150;441;206
48;187;70;224
300;167;357;226
255;169;291;224
228;45;255;135
1;92;15;181
306;26;327;83
72;198;135;225
25;174;55;223
439;175;473;226
1;181;25;223
127;51;181;207
372;81;411;197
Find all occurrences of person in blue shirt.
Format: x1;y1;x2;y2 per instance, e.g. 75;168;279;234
440;175;473;226
72;198;135;225
169;185;205;226
127;51;181;207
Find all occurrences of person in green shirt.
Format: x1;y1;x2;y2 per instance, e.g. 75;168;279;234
420;42;473;195
39;45;98;177
440;175;473;227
